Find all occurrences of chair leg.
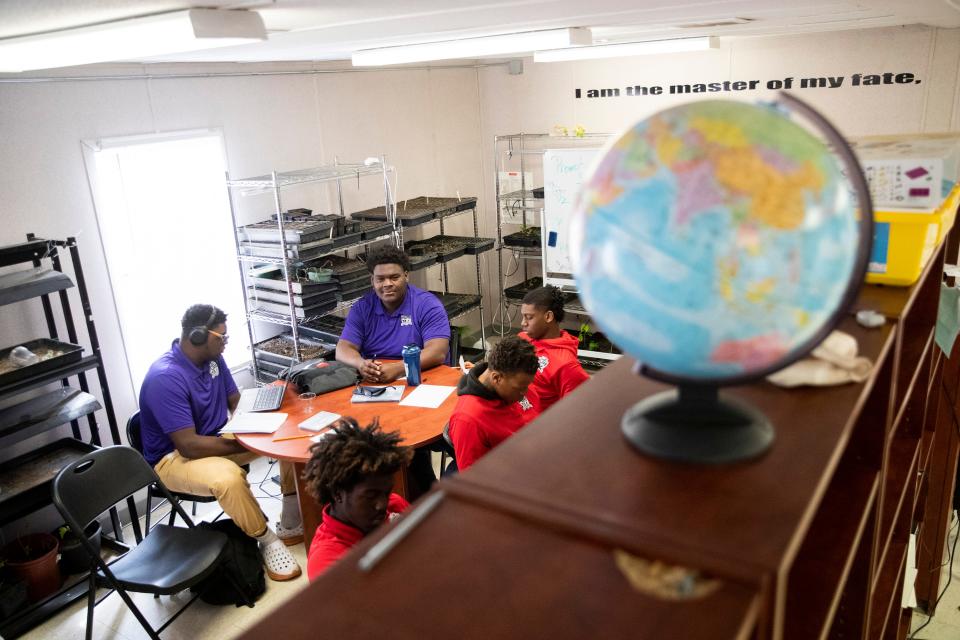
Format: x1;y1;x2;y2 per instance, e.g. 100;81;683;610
168;505;177;527
112;584;161;640
85;570;96;640
145;492;153;533
192;501;198;517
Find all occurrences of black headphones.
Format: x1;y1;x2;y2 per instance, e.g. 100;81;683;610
187;306;218;346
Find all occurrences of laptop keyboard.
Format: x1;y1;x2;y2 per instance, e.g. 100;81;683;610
251;385;285;412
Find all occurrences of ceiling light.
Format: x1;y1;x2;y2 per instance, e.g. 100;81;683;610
534;36;718;63
352;28;591;66
0;9;267;73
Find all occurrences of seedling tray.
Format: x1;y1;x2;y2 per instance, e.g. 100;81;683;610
503;276;544;302
437;235;495;255
0;438;97;526
352;196;478;227
331;231;362;249
396;246;439;271
360;221;394;240
405;236;467;264
247;269;339;296
247;286;339;308
252;298;338;319
301;315;347;337
253;333;336;366
304;255;367;279
503;227;542;248
239;237;334;261
0;339;84;388
238;218;334;245
340;282;373;302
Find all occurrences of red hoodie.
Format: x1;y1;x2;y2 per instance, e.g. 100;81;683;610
519;330;589;413
447;363;539;471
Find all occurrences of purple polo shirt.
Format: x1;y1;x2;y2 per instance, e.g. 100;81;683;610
138;340;238;465
341;283;450;360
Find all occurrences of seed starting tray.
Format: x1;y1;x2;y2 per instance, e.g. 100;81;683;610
404;236;466;264
303;255;367;279
251;298;338;319
351;196;478;227
247;286;339;308
301;315;346;337
438;234;495;255
429;291;482;318
360;221;394;240
239;237;334;262
0;339;84;387
503;227;542;248
503;276;544;302
238;218;334;245
253;333;336;366
247;269;339;296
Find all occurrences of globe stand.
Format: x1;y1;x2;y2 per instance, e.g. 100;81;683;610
621;384;774;464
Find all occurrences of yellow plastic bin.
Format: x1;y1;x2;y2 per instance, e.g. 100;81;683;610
866;185;960;286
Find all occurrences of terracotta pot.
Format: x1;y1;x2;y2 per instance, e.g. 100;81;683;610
3;533;61;602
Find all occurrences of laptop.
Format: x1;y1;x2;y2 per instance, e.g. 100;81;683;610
237;380;288;413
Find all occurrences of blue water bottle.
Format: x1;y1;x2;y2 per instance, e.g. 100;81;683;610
402;344;422;386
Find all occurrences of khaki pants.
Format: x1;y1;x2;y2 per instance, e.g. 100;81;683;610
154;451;296;537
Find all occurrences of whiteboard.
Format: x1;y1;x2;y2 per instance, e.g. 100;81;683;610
542;147;600;289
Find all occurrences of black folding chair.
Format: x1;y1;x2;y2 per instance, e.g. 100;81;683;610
52;445;254;640
126;412;243;532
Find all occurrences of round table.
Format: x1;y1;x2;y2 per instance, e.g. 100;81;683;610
236;365;463;547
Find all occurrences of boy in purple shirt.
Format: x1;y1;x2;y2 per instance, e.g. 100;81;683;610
336;246;450;383
139;304;301;581
336;246;451;494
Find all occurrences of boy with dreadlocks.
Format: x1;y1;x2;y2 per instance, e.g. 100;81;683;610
519;285;589;413
447;335;539;471
303;417;413;581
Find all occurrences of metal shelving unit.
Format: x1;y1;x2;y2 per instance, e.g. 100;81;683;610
0;235;128;638
226;158;399;383
493;133;620;365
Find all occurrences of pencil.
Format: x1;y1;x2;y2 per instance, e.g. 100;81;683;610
272;433;314;442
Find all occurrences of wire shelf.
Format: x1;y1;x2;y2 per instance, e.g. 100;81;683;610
227;163;394;195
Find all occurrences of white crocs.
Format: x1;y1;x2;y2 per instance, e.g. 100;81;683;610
261;538;302;581
276;521;304;546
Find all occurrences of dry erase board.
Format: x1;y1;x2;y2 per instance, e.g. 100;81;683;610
542;147;601;289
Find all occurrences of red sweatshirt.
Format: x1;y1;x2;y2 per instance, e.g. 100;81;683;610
447;363;539;471
519;330;589;413
307;493;409;581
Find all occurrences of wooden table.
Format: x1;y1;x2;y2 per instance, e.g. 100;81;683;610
236;365;462;548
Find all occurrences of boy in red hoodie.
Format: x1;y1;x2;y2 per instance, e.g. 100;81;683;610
447;336;539;471
519;286;590;413
303;417;413;580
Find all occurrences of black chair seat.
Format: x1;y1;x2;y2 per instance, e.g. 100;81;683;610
99;524;227;594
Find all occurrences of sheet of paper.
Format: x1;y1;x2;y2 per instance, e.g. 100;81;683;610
398;384;456;409
220;412;287;434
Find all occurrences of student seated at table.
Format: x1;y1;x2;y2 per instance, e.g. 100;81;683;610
447;336;539;471
336;245;450;384
139;304;302;581
519;285;590;413
303;417;413;580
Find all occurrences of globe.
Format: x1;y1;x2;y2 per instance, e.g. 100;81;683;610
570;96;871;463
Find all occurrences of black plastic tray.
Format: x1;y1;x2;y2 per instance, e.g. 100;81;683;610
305;254;367;279
238;218;334;245
301;315;346;338
0;339;84;388
351;196;477;227
0;438;97;525
253;333;336;366
434;235;495;255
360;221;394;240
503;276;544;302
331;231;362;249
503;227;542;248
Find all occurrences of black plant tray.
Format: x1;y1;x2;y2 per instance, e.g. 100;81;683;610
340;283;373;303
247;269;339;296
503;227;542;248
0;339;84;388
503;276;544;302
360;221;394;240
352;196;477;227
301;315;346;337
251;298;338;319
238;218;334;245
404;236;467;264
430;291;482;317
438;235;495;255
0;438;97;526
247;286;338;309
331;231;363;250
253;333;336;366
397;246;439;271
239;237;334;261
304;255;367;279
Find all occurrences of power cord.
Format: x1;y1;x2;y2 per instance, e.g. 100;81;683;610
254;458;283;500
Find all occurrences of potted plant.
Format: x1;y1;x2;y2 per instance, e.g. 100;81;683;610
55;521;102;575
1;532;60;602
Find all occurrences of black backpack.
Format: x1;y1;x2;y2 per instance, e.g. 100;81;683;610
190;519;266;607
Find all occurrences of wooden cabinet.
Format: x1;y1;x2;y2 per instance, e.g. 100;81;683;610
239;228;960;640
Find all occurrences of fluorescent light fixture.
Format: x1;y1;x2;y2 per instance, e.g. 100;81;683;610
534;36;718;63
0;9;266;73
352;28;591;66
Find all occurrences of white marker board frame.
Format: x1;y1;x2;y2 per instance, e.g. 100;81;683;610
541;147;601;290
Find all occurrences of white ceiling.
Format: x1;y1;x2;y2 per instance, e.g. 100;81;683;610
0;0;958;66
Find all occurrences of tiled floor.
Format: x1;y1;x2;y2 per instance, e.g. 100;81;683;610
21;457;310;640
21;460;960;639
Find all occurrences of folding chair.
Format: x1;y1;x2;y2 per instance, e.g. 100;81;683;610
51;445;254;640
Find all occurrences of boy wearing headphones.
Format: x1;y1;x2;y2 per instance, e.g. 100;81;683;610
139;304;301;581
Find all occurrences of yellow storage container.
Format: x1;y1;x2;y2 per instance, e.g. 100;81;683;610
866;184;960;286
